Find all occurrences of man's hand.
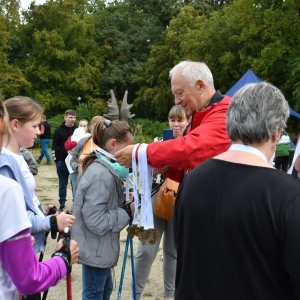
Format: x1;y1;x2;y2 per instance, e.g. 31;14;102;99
153;165;171;174
129;202;135;218
56;212;75;231
114;144;136;168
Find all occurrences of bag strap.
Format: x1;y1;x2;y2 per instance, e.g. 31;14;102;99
151;177;165;197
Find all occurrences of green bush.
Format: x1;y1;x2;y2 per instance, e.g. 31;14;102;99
47;114;65;137
76;102;101;122
128;118;169;141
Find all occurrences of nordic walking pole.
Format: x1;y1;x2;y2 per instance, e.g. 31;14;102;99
63;227;72;300
117;230;130;300
41;205;58;300
129;232;137;300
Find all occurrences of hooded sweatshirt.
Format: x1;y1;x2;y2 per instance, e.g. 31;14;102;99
52;122;77;162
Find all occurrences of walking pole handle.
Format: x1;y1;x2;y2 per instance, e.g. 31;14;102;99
63;227;72;300
63;227;71;274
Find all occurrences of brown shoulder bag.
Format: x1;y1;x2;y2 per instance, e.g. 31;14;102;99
154;178;179;220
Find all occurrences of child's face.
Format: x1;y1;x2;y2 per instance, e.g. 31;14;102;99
110;133;134;156
13;116;41;148
79;121;88;133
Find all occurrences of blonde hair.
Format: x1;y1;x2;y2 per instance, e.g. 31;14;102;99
90;116;106;133
90;116;105;127
4;96;43;124
0;101;8;149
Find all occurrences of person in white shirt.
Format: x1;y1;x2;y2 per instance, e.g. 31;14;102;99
0;100;80;300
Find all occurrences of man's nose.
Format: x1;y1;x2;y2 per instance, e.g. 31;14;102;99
175;97;181;105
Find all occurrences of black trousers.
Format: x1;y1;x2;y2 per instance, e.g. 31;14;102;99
275;155;289;172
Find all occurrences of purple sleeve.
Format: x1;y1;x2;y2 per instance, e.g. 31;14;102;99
0;229;67;294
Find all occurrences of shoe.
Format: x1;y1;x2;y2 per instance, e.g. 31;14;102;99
36;160;41;164
58;205;65;212
45;162;51;165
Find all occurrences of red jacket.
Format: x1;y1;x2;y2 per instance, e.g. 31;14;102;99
147;95;231;183
64;136;77;151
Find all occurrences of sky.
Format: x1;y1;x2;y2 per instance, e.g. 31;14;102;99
21;0;47;9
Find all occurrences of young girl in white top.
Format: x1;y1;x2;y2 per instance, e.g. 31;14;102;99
2;96;75;253
0;100;79;299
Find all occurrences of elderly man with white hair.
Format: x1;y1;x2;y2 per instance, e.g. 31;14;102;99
115;60;231;300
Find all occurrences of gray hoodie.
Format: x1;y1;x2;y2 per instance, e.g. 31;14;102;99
71;158;130;268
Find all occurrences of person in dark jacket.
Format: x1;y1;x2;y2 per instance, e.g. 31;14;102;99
36;115;51;165
52;109;77;211
174;82;300;299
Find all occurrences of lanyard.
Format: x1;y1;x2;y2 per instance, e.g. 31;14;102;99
95;146;115;160
95;146;130;200
132;143;154;229
228;144;268;163
132;144;140;225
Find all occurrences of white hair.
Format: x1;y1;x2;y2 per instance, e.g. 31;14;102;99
169;61;214;88
227;82;290;144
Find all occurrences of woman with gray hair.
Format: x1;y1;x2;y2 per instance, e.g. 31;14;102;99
173;82;300;299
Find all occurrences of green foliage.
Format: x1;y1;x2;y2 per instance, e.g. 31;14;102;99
1;0;300;118
47;114;65;136
128;118;169;141
92;0;168;104
17;0;102;110
76;102;102;122
133;6;204;119
0;0;29;99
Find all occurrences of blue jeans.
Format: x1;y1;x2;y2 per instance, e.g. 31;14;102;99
56;160;69;205
38;139;51;163
69;172;78;200
82;264;113;300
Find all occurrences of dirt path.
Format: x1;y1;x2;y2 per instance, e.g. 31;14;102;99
34;158;165;300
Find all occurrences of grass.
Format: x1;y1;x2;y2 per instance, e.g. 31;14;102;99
48;177;59;182
142;292;153;297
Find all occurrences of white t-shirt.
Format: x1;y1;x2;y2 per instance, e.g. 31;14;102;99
2;148;45;217
0;175;32;300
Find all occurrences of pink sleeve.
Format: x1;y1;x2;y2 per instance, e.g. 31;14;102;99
0;229;67;294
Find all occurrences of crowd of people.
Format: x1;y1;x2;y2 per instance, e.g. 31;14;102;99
1;60;300;300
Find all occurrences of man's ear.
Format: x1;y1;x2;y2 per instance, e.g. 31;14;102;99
196;79;205;92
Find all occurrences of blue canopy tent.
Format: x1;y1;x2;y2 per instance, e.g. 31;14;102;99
226;69;262;97
226;69;299;148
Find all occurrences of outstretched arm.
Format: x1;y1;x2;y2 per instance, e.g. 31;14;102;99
115;144;136;168
1;228;79;295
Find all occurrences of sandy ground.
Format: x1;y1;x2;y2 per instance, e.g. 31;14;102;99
34;156;165;300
